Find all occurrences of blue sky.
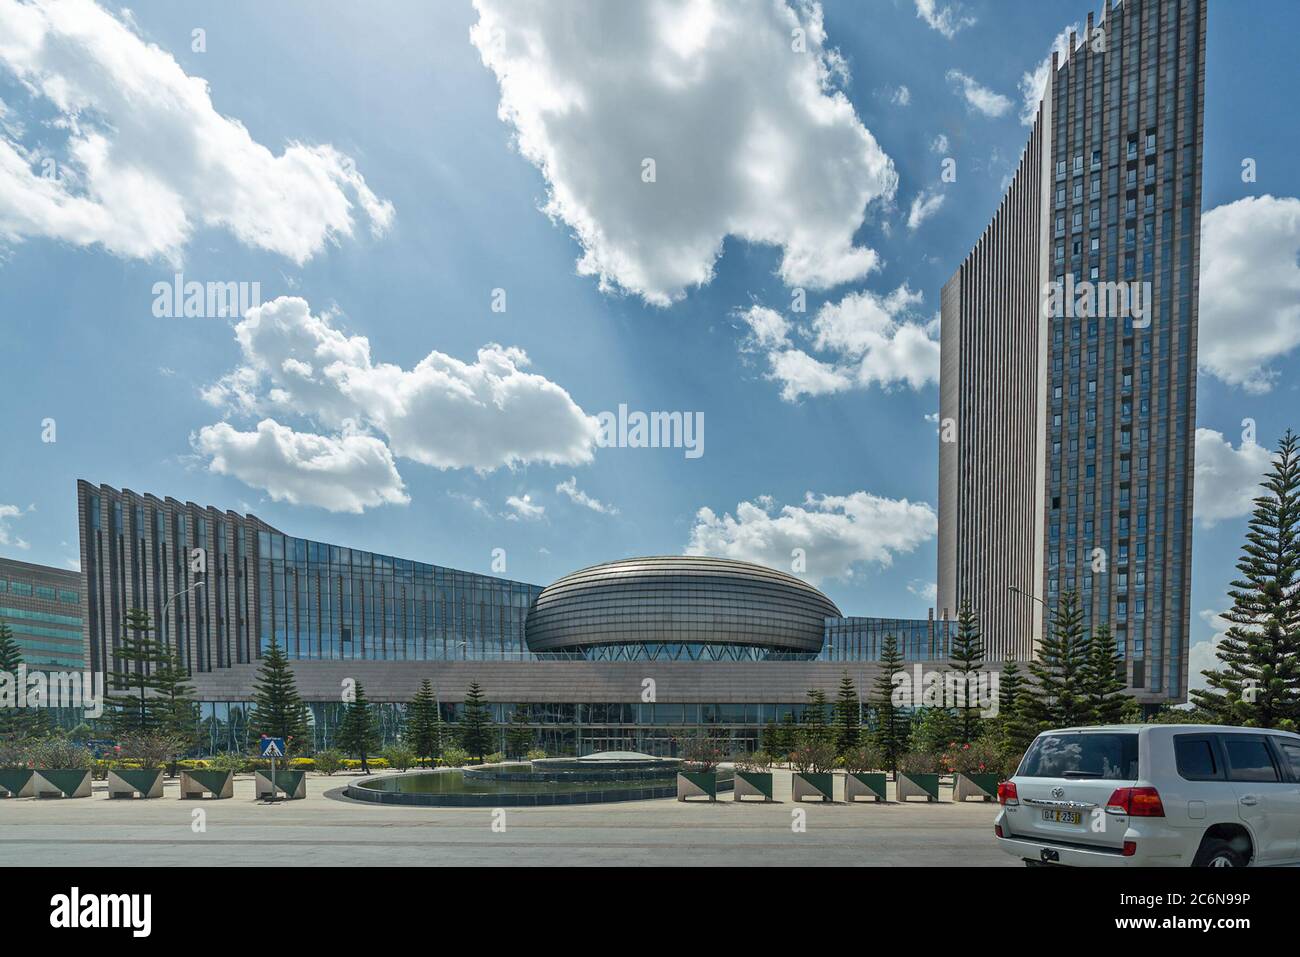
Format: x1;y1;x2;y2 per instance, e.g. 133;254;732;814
0;0;1296;685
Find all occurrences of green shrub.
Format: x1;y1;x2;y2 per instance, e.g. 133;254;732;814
483;751;504;765
733;750;773;772
381;743;418;771
524;748;547;761
313;749;344;775
441;747;469;768
206;752;250;774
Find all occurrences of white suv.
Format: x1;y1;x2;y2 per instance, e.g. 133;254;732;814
994;724;1300;866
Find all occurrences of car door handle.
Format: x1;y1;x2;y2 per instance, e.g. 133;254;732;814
1239;795;1259;806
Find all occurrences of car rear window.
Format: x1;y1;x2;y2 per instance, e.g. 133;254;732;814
1018;732;1139;780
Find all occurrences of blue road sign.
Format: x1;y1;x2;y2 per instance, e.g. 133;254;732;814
260;737;285;758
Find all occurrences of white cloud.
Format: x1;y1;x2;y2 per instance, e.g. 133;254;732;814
1193;428;1272;528
908;579;938;602
739;285;939;401
686;490;937;585
946;69;1012;118
504;494;545;521
1018;24;1077;126
204;296;600;473
930;133;950;155
555;476;619;515
1189;608;1231;692
767;348;854;401
1198;195;1300;393
914;0;976;39
0;0;392;264
737;304;791;350
0;503;32;550
195;419;409;514
907;188;945;231
470;0;897;305
891;85;911;106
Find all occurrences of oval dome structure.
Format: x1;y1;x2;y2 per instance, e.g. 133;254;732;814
525;556;840;656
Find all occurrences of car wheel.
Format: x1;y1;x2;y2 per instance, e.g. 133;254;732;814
1193;838;1247;868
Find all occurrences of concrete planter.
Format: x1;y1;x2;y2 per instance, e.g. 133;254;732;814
180;769;235;799
953;772;1000;802
676;770;717;801
791;771;834;802
32;769;92;798
733;770;774;801
255;768;306;800
897;771;940;802
0;769;35;798
845;771;887;802
108;768;165;799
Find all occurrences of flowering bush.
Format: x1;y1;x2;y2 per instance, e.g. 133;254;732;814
29;736;92;770
841;743;885;774
680;733;727;772
942;737;1002;776
789;741;837;774
896;751;939;776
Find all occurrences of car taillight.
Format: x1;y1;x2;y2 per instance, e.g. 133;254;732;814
1122;841;1137;857
994;824;1004;838
997;781;1019;806
1106;786;1165;817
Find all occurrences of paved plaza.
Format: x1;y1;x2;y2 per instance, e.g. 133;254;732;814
0;770;1014;867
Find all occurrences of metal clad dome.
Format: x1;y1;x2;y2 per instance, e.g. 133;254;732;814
525;556;841;654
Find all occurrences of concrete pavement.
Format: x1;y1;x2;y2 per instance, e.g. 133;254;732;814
0;770;1015;866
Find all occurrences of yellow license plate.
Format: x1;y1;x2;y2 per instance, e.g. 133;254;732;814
1042;809;1082;825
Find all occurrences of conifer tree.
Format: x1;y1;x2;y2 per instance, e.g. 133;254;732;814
801;687;831;746
996;657;1038;756
832;672;860;756
457;681;496;760
0;623;50;737
506;704;534;758
338;681;378;773
870;633;910;771
761;721;780;756
949;602;985;742
152;642;198;747
407;679;442;767
1192;431;1300;730
249;637;309;752
1083;623;1128;724
1027;591;1092;727
107;609;166;735
775;710;798;760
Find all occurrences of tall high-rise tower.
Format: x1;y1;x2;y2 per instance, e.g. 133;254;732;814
938;0;1206;706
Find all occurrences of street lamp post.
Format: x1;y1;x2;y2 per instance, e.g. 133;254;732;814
162;579;205;656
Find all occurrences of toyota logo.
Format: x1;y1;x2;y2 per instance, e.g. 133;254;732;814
1051;787;1065;799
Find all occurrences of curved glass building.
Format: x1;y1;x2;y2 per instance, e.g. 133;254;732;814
74;480;958;755
525;556;840;660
